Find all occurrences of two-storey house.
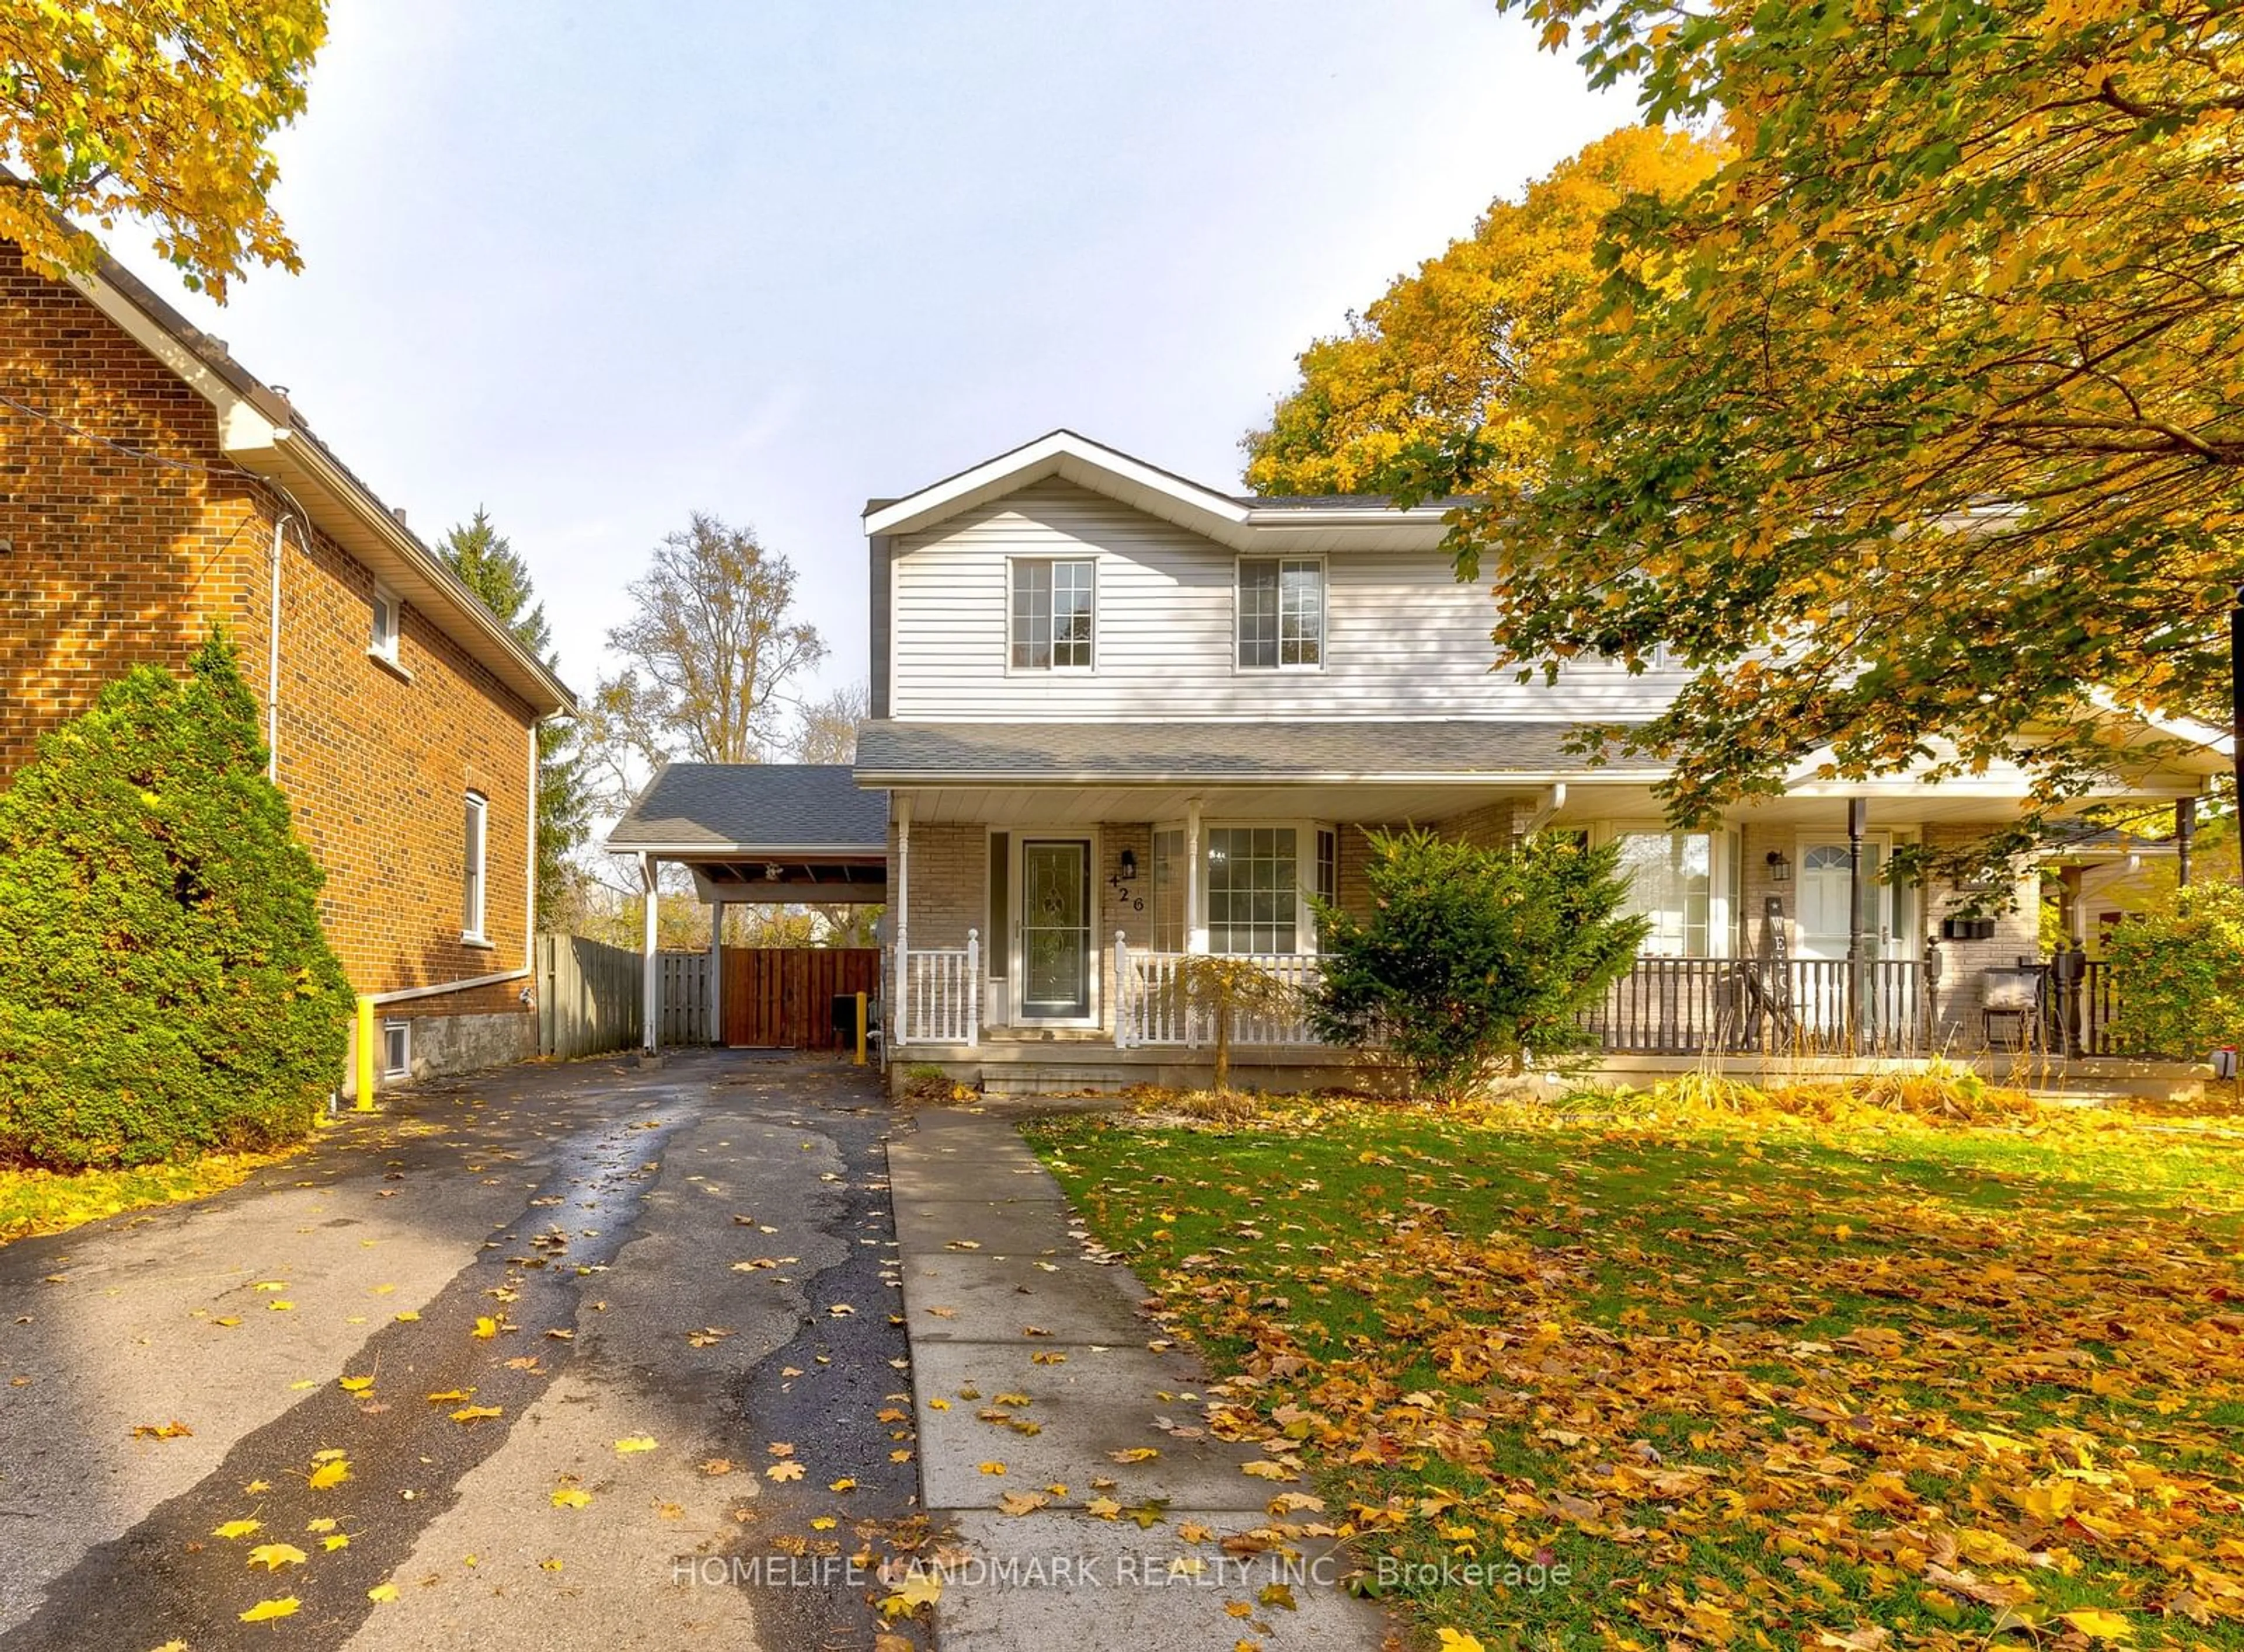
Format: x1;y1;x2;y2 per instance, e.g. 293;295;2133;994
612;430;2217;1090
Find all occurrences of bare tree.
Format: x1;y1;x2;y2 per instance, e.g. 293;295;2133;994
789;680;869;765
598;512;826;770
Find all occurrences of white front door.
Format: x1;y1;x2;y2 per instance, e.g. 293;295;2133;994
1796;838;1889;961
1016;839;1093;1021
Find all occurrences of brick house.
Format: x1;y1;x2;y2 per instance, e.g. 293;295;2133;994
1;238;575;1090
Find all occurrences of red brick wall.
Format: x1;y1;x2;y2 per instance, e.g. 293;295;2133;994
1;242;535;1020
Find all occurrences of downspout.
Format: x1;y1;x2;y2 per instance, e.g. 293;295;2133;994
525;716;540;965
265;512;292;782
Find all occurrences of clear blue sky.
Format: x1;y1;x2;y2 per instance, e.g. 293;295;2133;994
139;0;1626;709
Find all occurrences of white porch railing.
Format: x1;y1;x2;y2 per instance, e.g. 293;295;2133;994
899;929;978;1047
1114;940;1326;1048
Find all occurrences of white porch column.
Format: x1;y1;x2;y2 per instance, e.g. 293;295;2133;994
893;795;912;1048
708;901;725;1046
1185;799;1206;955
640;852;660;1054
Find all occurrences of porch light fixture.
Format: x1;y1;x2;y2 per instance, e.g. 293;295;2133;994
1765;849;1793;884
1117;848;1137;881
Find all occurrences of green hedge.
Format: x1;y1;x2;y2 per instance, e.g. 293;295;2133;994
0;635;352;1168
2104;881;2244;1062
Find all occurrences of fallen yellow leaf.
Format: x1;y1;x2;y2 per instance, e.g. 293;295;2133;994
368;1582;399;1603
247;1543;307;1571
550;1487;591;1509
238;1596;300;1623
307;1459;351;1491
212;1519;262;1540
614;1436;658;1454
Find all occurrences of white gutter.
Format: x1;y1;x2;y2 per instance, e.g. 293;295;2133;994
1523;783;1567;833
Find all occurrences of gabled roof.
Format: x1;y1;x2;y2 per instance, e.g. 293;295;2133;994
50;245;576;717
863;430;1452;552
606;763;889;856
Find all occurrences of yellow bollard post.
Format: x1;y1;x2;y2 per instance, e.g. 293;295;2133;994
355;995;376;1111
853;991;868;1067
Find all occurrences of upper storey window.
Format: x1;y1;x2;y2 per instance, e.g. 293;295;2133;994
1010;557;1095;671
1237;557;1324;669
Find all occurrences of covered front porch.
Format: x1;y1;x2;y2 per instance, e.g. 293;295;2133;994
881;768;2170;1084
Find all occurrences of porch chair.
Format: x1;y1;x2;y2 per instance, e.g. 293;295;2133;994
1979;967;2043;1052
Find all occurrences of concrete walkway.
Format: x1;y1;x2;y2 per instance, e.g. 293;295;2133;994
888;1104;1386;1651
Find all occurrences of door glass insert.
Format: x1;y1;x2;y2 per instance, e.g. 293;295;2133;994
1020;840;1091;1017
1798;841;1884;961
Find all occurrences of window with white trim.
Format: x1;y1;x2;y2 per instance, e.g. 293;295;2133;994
1149;827;1186;953
369;585;401;664
1615;829;1716;957
381;1020;410;1080
1237;557;1324;669
1009;558;1094;670
462;791;487;941
1206;826;1298;955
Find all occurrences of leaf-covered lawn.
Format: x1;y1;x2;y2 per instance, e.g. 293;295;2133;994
1029;1097;2244;1650
0;1146;297;1246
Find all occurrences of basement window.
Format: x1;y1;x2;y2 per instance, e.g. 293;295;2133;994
380;1020;410;1080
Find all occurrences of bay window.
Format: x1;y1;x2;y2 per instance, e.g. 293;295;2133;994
1613;829;1729;957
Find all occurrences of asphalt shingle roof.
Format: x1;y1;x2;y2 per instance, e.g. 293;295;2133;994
851;720;1649;782
607;763;888;852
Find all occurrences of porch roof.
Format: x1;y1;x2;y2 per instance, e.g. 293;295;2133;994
853;719;1660;786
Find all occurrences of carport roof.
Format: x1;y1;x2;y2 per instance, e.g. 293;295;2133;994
605;763;889;856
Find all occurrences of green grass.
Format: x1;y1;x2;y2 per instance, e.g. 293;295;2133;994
1030;1095;2244;1650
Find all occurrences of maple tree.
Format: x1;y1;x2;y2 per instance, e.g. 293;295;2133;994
1242;125;1722;497
1395;0;2244;856
0;1;328;299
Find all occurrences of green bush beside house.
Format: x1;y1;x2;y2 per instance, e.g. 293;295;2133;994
0;635;352;1169
1310;828;1647;1102
2104;881;2244;1063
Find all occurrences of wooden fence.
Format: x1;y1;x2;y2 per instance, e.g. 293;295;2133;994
724;947;882;1049
660;952;713;1047
534;933;643;1058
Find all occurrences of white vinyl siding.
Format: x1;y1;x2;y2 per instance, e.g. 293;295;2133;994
890;479;1692;720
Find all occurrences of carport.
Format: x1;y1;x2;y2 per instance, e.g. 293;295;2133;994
604;763;888;1052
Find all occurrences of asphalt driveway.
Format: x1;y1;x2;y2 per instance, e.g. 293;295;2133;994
0;1051;923;1652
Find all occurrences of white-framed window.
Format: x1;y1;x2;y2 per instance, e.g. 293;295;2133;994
380;1019;410;1080
1206;826;1300;955
1237;556;1324;670
369;584;401;664
1149;826;1186;953
1611;827;1731;957
462;791;488;942
1009;557;1095;671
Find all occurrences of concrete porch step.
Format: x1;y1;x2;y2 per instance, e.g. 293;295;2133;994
980;1066;1136;1097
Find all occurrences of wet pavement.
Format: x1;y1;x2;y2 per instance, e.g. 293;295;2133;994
0;1050;927;1652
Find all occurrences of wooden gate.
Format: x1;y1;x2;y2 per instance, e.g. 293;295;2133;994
722;947;882;1049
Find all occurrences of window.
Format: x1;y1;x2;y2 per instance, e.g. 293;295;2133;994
462;791;487;941
1314;827;1338;940
1237;557;1324;669
1615;830;1714;957
987;833;1009;983
369;585;401;664
1010;558;1094;670
380;1020;410;1080
1206;826;1297;955
1149;827;1186;952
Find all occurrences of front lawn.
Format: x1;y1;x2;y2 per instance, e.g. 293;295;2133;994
1028;1091;2244;1650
